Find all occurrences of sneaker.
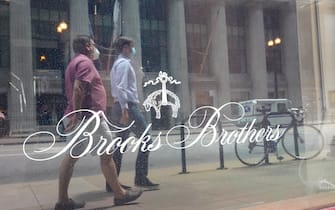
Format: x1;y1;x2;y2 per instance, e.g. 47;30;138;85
135;177;160;188
114;189;143;206
106;183;131;193
54;198;85;210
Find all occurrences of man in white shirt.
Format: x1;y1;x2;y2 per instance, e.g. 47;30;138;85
108;37;159;191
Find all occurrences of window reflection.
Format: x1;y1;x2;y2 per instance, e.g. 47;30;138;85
140;0;168;72
185;1;210;74
88;0;114;71
0;1;9;69
227;6;247;74
0;0;335;209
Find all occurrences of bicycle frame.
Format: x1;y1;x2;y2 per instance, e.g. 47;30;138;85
260;111;299;164
235;107;324;166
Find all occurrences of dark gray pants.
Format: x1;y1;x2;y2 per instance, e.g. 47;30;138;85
110;102;151;181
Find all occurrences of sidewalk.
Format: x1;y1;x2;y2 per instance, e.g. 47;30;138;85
0;160;334;210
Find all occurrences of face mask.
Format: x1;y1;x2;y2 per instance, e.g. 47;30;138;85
93;47;100;60
131;47;136;57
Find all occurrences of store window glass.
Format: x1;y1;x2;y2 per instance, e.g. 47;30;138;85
0;0;335;210
0;1;10;69
227;5;247;74
140;0;168;72
185;1;210;74
31;0;69;71
264;8;282;74
31;0;69;40
88;0;114;71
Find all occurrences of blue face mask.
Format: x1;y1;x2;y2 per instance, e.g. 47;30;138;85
131;47;136;57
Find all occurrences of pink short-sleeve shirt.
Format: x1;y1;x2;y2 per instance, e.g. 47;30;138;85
64;54;107;115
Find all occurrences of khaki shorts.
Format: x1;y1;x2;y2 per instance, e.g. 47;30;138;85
64;117;113;157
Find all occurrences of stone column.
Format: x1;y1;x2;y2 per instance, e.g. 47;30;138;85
296;1;323;122
209;1;231;106
281;3;302;107
9;0;37;135
121;0;145;104
70;0;90;57
246;3;268;99
318;1;335;115
167;0;192;118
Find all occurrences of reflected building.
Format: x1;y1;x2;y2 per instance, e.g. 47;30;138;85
0;0;333;135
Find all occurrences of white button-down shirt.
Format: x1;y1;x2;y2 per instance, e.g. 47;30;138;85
110;55;139;109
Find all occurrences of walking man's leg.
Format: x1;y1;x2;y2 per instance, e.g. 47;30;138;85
100;154;127;196
110;102;130;176
101;153;142;205
129;104;159;188
112;130;130;176
106;102;131;192
135;148;150;183
106;132;131;192
56;155;85;209
107;131;131;191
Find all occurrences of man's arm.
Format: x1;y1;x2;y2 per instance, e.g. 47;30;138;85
73;79;90;119
118;70;129;124
115;62;130;110
65;79;90;131
113;62;130;125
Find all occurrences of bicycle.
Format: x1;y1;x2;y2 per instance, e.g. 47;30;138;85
235;106;325;166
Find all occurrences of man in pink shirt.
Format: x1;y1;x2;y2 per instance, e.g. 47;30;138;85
55;35;142;210
0;111;5;121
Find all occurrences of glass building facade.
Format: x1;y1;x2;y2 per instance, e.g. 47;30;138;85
2;0;325;128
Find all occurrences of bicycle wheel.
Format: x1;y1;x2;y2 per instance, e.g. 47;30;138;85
281;124;324;160
235;139;266;166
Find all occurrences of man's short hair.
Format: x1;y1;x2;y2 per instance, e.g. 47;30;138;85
115;36;134;52
73;35;91;55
